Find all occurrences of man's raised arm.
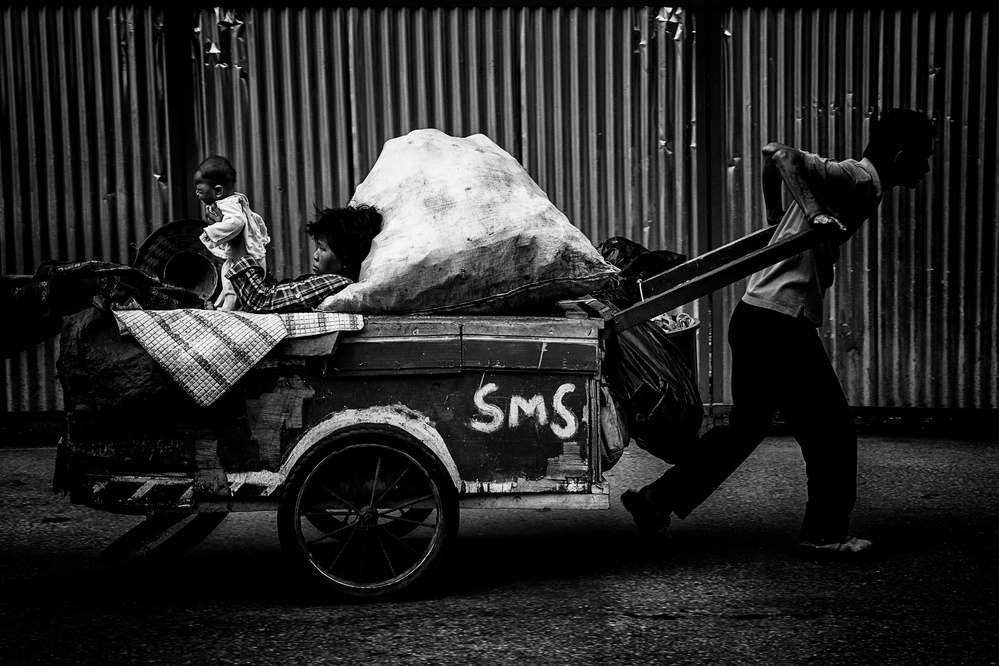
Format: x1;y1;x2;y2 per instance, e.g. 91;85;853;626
762;142;848;233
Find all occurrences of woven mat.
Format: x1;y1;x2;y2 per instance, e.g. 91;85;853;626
277;311;363;338
113;310;363;407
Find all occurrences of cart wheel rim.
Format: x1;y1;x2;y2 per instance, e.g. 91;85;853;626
292;442;447;592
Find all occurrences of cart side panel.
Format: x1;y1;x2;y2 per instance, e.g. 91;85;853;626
305;371;595;492
57;315;606;513
297;316;604;493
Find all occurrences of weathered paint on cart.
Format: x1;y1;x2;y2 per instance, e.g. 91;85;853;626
57;315;607;514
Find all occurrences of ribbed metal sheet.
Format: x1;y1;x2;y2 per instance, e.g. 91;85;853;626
2;6;996;412
190;6;695;279
2;6;175;410
710;7;998;410
187;4;707;391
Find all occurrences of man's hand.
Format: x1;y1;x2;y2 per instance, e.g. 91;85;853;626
812;213;847;233
768;144;849;234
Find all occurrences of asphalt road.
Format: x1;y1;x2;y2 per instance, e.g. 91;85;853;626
1;436;997;665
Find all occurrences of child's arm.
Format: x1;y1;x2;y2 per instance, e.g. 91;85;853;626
202;198;249;248
226;260;353;313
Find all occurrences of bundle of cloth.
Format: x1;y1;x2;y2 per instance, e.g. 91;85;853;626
1;260;204;359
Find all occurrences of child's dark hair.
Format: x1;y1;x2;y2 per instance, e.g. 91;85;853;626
864;108;936;160
306;205;383;281
195;155;237;190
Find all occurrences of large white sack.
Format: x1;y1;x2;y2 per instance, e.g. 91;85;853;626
320;129;618;315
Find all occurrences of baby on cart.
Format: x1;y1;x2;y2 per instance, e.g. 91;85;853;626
194;155;271;311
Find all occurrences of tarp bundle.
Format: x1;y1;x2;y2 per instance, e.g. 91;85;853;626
593;236;686;309
603;321;703;464
2;260;203;358
320;129;618;315
595;234;703;465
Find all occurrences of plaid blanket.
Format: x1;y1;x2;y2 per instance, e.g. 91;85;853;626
113;309;363;407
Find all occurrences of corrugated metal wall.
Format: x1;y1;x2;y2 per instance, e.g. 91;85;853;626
1;6;176;410
190;6;696;281
712;6;998;409
3;5;996;412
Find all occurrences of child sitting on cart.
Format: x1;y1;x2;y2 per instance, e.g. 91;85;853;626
224;205;382;314
194;156;272;311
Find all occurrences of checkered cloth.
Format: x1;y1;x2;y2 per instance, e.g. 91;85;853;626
113;309;363;407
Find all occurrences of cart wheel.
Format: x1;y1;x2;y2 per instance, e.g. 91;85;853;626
278;427;458;599
95;512;228;572
305;507;432;539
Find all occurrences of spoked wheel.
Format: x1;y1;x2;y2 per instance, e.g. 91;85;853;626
95;512;228;572
278;427;458;599
305;507;432;539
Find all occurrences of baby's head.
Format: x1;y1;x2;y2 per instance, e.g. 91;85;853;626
194;156;237;205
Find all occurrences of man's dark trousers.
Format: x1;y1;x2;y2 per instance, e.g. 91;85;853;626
648;300;857;543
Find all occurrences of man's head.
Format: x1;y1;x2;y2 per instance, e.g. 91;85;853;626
863;108;935;190
306;205;383;281
194;156;237;204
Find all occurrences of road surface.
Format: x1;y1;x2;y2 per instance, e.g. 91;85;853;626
1;436;996;665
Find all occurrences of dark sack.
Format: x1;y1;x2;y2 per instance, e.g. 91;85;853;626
58;305;189;411
604;321;703;464
2;260;203;358
594;236;686;308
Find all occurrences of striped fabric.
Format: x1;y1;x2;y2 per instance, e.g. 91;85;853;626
113;309;363;407
278;311;362;337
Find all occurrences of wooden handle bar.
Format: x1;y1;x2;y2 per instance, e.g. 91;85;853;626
610;226;830;334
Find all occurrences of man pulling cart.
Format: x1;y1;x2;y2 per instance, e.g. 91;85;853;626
6;111;934;597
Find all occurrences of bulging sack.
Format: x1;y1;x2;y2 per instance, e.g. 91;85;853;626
321;129;618;314
603;321;703;464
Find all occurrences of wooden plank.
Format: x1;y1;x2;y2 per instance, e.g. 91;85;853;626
67;473;195;512
194;437;228;497
459;316;602;339
244;376;314;468
332;337;462;372
462;337;599;372
612;227;829;333
639;225;776;297
459;486;609;510
64;411;192;474
556;300;590;319
342;316;601;340
353;317;461;338
195;497;277;513
273;332;340;357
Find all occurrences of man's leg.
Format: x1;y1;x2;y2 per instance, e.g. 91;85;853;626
772;322;858;544
641;302;788;518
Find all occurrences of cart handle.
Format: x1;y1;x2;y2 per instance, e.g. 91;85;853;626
610;226;832;334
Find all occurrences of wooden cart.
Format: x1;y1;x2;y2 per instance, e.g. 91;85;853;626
54;225;828;599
